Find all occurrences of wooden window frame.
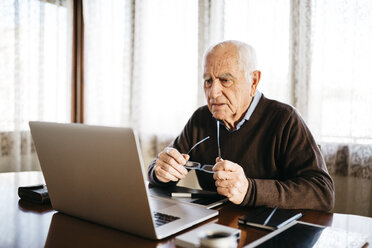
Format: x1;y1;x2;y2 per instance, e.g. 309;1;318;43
71;0;84;123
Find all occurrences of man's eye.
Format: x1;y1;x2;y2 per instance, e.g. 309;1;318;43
204;79;212;86
220;78;232;86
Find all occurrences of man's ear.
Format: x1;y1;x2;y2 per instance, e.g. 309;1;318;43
250;70;261;96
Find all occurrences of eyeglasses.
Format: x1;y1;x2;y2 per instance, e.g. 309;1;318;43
217;120;222;159
184;136;214;173
184;120;222;174
184;161;215;174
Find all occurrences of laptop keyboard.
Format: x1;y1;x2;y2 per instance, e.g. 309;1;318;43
153;212;180;227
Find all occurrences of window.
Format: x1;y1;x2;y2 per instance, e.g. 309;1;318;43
0;0;73;132
83;0;198;138
2;0;371;173
0;0;73;172
223;0;372;144
224;0;290;104
309;0;372;143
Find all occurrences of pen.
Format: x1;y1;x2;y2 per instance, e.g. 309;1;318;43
171;192;219;198
263;206;278;226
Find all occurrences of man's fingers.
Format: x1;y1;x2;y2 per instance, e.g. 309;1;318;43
215;179;231;188
216;181;245;203
158;152;188;175
216;187;232;198
155;166;179;182
182;154;190;162
213;160;239;172
165;147;187;165
215;157;223;163
215;179;242;190
156;160;186;179
213;170;232;180
213;161;249;205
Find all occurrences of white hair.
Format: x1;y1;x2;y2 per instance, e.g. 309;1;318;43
203;40;258;84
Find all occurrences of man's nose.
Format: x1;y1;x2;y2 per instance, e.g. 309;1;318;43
209;80;222;98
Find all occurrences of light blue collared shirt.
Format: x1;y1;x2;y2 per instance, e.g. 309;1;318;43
220;90;262;131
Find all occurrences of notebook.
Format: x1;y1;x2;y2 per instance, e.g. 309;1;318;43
238;207;302;231
29;121;218;240
244;221;369;248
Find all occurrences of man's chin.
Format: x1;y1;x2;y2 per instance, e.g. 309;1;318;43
211;112;226;121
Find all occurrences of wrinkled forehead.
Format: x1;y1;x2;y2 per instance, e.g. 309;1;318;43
204;46;240;73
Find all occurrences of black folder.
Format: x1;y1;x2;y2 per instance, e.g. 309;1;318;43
238;207;303;231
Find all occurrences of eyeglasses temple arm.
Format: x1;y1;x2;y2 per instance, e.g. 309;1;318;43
187;136;210;154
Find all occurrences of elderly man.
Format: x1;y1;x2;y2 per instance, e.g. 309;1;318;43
148;40;334;211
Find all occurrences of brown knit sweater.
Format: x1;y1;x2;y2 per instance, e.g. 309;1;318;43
148;95;335;211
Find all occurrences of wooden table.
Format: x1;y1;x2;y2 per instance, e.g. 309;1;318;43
1;171;371;247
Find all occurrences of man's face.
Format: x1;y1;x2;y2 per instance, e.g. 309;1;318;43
203;45;258;129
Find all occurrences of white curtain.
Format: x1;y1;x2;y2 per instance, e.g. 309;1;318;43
223;0;291;105
83;0;133;128
83;0;199;165
308;0;372;144
0;0;73;172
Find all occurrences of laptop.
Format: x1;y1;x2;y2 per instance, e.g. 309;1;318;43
29;121;218;240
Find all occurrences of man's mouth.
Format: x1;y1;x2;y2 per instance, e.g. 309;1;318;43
212;103;225;109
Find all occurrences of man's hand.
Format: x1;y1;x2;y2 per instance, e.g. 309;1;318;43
154;147;189;183
213;158;249;204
